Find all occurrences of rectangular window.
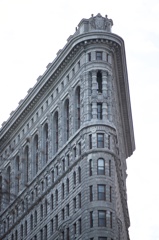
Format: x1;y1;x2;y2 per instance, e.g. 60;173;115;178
66;227;70;240
62;208;65;220
50;219;53;234
98;238;107;240
55;215;58;230
98;210;106;227
97;103;102;119
78;61;80;69
89;185;93;202
96;51;102;60
40;229;43;240
73;146;76;158
110;186;112;202
52;170;54;183
89;159;93;176
73;222;76;235
110;212;113;228
72;68;75;76
66;204;70;216
78;142;81;156
73;197;76;212
97;133;104;148
90;211;93;228
67;154;70;167
44;225;47;239
107;53;111;64
88;52;91;61
56;166;58;177
98;185;106;200
62;159;65;172
109;160;111;176
89;134;92;149
78;218;82;234
78;193;81;208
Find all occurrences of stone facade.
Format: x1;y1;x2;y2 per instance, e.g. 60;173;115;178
0;14;135;240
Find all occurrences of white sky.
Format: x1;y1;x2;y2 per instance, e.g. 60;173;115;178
0;0;159;239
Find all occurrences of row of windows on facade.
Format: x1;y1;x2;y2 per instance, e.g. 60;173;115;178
2;131;109;207
3;189;81;236
2;154;110;210
90;210;113;228
89;133;110;149
0;84;81;162
1;138;82;205
2;66;109;162
8;209;113;240
88;51;111;64
2;157;112;234
1;67;108;161
2;166;82;228
3;172;81;232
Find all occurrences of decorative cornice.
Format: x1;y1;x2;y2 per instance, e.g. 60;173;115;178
0;30;135;158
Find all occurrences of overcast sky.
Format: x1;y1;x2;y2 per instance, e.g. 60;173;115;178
0;0;159;239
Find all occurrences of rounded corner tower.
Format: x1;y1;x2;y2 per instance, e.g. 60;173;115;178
0;13;135;240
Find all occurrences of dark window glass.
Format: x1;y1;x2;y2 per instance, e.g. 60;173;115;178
97;71;102;93
109;160;111;176
97;103;102;119
66;227;70;240
90;211;93;228
98;210;106;227
78;167;81;183
78;193;81;208
98;185;106;200
89;134;92;149
79;218;82;234
97;159;105;175
110;186;112;202
88;52;91;61
96;51;102;60
89;159;93;176
97;133;104;148
90;185;93;201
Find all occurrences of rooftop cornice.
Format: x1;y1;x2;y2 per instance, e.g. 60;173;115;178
0;30;135;157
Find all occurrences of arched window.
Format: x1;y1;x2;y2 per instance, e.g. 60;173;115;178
97;159;105;175
6;166;11;204
33;135;39;174
24;145;29;184
97;71;102;93
43;123;49;163
54;111;59;153
15;156;20;194
75;86;80;130
64;99;69;141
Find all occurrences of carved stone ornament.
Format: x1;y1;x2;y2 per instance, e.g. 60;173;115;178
89;13;113;32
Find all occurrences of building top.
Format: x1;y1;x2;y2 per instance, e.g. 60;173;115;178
77;13;113;34
0;14;135;157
